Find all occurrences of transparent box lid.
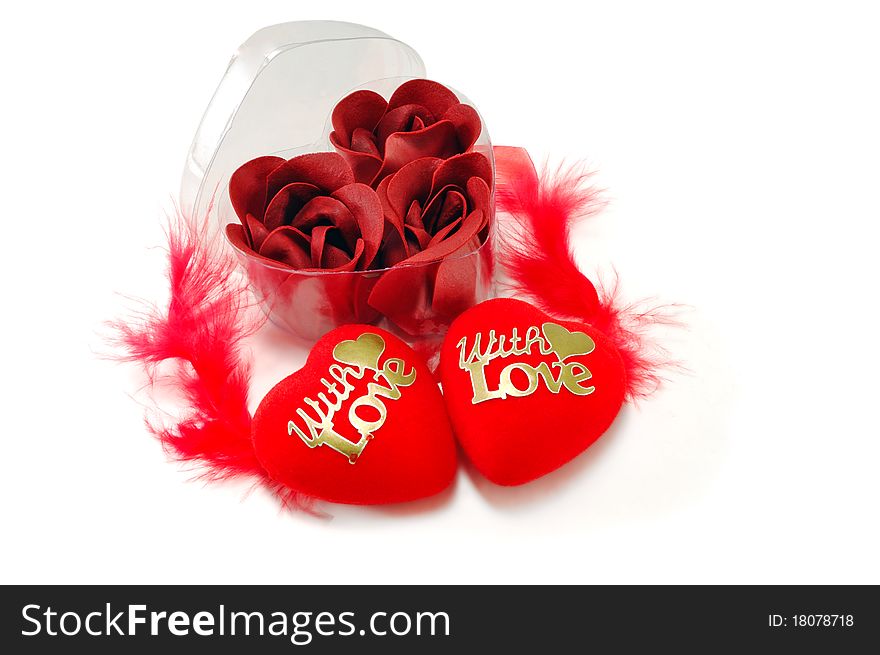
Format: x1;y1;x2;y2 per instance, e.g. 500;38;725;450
180;21;426;224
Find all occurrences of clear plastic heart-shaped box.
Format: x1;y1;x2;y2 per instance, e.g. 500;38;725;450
181;21;495;345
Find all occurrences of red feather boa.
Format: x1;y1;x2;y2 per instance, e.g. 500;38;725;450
109;213;309;509
494;146;676;399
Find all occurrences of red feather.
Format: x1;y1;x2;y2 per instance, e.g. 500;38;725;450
494;146;676;399
109;210;308;509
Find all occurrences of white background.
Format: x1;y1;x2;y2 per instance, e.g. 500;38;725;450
2;0;878;584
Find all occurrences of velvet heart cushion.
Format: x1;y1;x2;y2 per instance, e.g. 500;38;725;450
438;298;627;486
252;325;457;504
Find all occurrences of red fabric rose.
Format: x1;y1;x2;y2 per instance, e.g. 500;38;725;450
225;152;388;336
227;152;384;271
368;151;494;334
225;152;384;272
330;79;482;186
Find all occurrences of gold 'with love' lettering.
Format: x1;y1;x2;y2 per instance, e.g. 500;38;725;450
456;323;596;404
287;333;416;464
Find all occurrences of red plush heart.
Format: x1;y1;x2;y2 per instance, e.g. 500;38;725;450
253;325;457;504
438;298;626;486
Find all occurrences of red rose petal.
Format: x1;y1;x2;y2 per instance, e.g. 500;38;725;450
376;104;435;145
226;223;296;270
333;183;384;268
375;175;403;234
368;209;486;333
439;189;467;225
431;152;494;195
380;228;408;267
400;209;484;265
330;89;388;144
409;229;427;254
308;224;330;268
329;135;384;185
259;226;312;269
412;213;486;331
322;243;349;269
368;263;433;335
290;195;357;251
405;199;425;230
310;225;365;271
225;223;256;255
466;177;492;243
262;182;322;231
381;222;426;265
330;239;365;272
377;120;459;182
375;175;393;217
267;152;355;197
442;103;482;152
426;214;464;248
431;242;480;320
466;176;492;234
422;186;467;233
385;157;443;220
229;156;286;222
350;127;381;156
245;214;270;251
388;79;459;118
407;224;432;251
